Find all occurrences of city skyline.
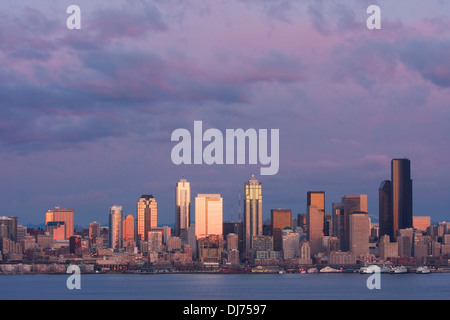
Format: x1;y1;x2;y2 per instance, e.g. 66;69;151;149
15;158;422;238
14;162;440;229
1;1;450;227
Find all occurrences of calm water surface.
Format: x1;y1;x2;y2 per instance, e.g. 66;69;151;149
0;273;449;300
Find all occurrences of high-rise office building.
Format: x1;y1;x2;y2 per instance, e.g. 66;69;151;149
122;214;135;242
391;158;413;238
413;216;430;232
379;180;393;240
137;195;157;241
282;228;300;260
271;209;291;251
307;205;324;255
243;175;263;252
46;207;74;239
342;195;367;252
109;205;123;250
349;211;370;257
148;231;163;253
307;191;325;212
195;194;223;239
378;158;413;241
89;221;100;243
0;216;18;242
331;202;344;240
175;177;191;237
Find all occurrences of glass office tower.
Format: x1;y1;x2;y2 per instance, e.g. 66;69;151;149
391;158;413;238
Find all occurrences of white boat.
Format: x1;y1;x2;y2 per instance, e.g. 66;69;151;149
390;266;408;274
320;266;342;273
380;265;392;273
416;266;431;274
307;267;318;274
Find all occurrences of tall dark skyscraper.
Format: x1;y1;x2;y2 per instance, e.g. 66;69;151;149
379;158;413;241
391;158;413;236
379;180;393;240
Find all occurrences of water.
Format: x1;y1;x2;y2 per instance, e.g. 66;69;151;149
0;273;449;300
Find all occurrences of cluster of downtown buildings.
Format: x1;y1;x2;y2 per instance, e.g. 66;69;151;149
1;158;450;273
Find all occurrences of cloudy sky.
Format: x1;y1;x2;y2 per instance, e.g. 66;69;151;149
1;0;450;227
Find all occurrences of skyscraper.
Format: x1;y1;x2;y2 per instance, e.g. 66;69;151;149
243;174;263;253
271;209;291;251
307;191;325;212
378;158;413;241
175;177;191;237
307;205;324;255
391;158;413;238
137;195;157;241
379;180;393;240
342;195;367;251
109;205;123;250
89;221;100;244
331;202;344;240
0;216;18;242
349;211;370;257
195;194;223;239
46;207;74;240
122;214;135;243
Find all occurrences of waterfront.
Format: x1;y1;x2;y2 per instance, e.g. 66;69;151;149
0;273;449;300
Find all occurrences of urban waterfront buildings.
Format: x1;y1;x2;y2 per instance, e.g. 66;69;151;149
2;159;450;272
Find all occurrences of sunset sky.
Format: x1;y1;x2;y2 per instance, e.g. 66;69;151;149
1;0;450;227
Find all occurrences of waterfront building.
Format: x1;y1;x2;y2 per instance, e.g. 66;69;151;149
148;231;163;253
226;233;239;251
197;235;224;263
282;228;300;260
378;234;398;260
